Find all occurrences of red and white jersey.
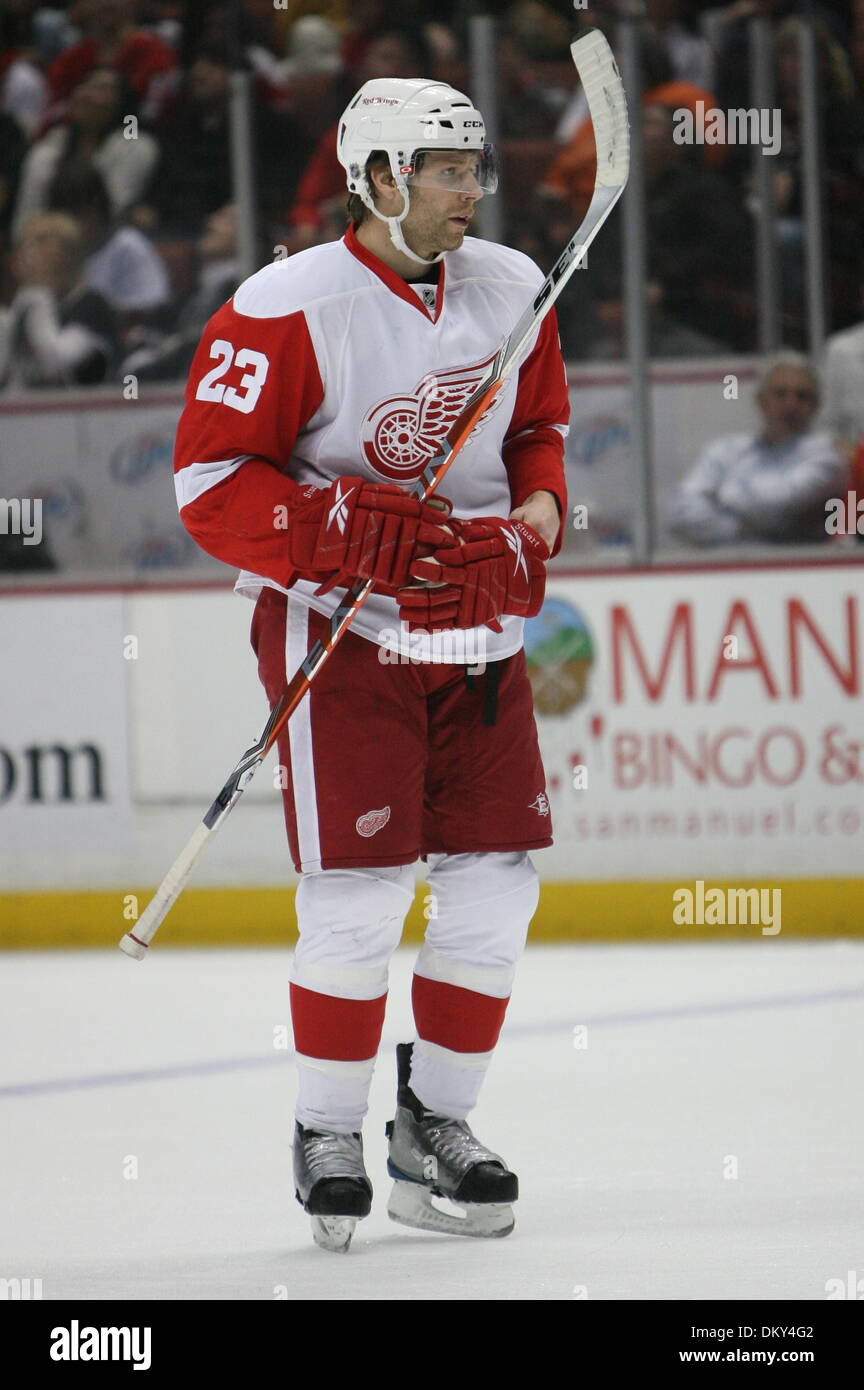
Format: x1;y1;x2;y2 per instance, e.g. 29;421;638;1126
174;223;569;661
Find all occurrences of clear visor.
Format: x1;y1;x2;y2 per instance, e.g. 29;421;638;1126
403;144;498;196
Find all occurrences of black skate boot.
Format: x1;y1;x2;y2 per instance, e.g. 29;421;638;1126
385;1042;518;1237
293;1121;373;1253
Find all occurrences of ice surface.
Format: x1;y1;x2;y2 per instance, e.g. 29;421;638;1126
1;941;862;1301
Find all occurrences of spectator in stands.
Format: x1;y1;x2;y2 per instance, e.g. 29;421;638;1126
47;167;170;331
278;15;343;82
668;352;847;545
12;66;159;239
46;0;177;123
550;103;754;358
0;9;49;137
0;212;117;388
268;16;347;144
23;1;81;69
283;26;432;253
149;43;309;236
119;202;241;382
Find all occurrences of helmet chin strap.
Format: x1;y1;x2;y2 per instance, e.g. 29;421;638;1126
361;176;444;267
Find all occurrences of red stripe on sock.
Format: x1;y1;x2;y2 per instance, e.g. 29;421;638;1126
290;982;386;1061
412;973;509;1053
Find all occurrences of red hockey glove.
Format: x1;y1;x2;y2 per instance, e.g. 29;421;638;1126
397;516;549;632
285;476;453;595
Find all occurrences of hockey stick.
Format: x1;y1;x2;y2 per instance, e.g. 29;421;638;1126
119;28;628;960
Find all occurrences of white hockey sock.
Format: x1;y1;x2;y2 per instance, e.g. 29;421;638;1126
408;1036;494;1121
294;1054;376;1134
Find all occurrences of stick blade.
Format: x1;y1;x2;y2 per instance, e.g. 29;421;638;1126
571;29;630;189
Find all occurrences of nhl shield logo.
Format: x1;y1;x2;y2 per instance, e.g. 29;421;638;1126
356;806;391;837
529;793;550;816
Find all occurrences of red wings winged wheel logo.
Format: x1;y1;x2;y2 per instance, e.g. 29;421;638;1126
360;354;501;482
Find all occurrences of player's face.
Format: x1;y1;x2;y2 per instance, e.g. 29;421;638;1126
402;152;484;258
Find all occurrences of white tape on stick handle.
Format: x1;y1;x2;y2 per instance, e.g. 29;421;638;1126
118;822;212;960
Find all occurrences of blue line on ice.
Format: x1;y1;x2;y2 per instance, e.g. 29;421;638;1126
2;983;861;1099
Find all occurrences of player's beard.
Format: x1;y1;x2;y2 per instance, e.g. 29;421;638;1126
404;195;474;261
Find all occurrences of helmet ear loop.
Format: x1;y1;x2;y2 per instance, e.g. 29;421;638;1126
378;167;443;266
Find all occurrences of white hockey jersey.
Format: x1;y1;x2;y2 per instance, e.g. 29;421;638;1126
174;224;570;660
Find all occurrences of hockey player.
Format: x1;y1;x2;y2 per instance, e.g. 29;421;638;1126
174;77;569;1252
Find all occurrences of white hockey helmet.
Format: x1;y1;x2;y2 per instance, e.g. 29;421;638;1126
337;77;498;265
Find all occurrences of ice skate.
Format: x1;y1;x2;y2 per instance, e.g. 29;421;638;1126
385;1042;518;1238
293;1121;373;1253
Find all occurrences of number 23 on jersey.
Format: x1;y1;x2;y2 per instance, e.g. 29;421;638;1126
195;339;270;415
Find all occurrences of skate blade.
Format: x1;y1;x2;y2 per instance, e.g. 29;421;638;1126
387;1180;514;1238
311;1215;357;1253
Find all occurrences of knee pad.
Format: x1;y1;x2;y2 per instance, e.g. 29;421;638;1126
420;851;540;984
292;864;415;999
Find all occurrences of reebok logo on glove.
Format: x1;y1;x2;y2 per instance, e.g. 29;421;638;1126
327;482;355;535
503;525;528;581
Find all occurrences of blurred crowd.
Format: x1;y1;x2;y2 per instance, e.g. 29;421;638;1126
0;0;862;391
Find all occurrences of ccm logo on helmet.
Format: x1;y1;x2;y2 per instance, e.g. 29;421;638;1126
464;121;484;127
